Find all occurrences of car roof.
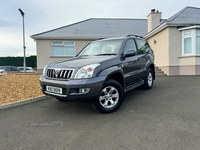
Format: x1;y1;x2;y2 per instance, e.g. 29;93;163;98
94;35;146;42
18;67;32;68
95;37;125;42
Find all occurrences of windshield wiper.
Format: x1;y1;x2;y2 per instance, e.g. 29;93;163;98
94;54;117;56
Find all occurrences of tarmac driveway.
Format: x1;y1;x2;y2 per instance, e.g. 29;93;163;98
0;75;200;150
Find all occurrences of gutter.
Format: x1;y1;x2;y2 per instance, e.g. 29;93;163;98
177;25;200;31
30;36;115;40
145;22;167;39
145;22;200;39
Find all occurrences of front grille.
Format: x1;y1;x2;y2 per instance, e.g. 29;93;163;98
47;69;73;80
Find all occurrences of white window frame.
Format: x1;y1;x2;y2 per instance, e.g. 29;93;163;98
182;29;194;56
179;26;200;56
51;41;76;56
196;30;200;55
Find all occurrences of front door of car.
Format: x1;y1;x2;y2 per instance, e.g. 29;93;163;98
135;39;151;78
121;39;141;86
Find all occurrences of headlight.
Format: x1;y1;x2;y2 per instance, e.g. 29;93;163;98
42;65;48;77
74;64;100;79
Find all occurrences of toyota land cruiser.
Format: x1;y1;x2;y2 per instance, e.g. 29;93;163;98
40;35;155;113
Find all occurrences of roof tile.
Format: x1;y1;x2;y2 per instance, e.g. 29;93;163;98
31;18;147;39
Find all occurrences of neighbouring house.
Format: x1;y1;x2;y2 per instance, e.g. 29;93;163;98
145;7;200;75
31;6;200;75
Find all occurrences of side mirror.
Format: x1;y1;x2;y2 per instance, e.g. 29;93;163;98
124;50;136;58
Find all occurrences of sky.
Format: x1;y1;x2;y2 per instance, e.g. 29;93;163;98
0;0;199;57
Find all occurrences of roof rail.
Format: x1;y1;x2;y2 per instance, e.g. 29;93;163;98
126;35;144;38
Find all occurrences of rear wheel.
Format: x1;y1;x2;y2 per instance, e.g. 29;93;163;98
94;79;124;113
143;68;154;89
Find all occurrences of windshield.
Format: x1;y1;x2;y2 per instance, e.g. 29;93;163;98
78;39;123;56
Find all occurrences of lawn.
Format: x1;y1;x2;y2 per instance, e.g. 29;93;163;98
0;74;44;105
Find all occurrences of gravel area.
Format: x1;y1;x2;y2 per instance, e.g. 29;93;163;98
0;74;44;105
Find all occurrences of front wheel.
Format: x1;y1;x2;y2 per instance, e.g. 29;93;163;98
94;79;124;113
143;68;154;89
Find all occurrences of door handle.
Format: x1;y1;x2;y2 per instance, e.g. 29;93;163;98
137;57;140;61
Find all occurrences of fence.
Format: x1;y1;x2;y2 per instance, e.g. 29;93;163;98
0;56;37;68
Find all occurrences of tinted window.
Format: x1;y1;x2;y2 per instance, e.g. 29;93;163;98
135;39;150;54
5;67;10;71
124;39;137;54
18;67;23;71
10;67;18;71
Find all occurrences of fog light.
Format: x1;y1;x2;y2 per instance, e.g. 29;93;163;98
79;88;90;93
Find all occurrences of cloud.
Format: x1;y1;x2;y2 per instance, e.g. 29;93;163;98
0;18;16;28
0;0;200;57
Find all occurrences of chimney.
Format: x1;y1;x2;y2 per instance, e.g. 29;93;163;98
147;9;162;32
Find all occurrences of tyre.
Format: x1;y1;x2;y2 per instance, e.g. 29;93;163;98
143;68;154;89
94;79;124;113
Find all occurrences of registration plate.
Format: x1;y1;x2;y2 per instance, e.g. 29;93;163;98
46;86;62;94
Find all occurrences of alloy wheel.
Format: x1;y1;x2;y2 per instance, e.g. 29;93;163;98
148;72;153;87
99;86;119;108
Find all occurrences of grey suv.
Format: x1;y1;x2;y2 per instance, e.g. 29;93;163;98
40;35;155;113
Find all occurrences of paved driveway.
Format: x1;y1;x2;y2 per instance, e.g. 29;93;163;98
0;76;200;150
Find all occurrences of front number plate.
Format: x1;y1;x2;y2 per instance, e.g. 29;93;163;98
46;86;62;94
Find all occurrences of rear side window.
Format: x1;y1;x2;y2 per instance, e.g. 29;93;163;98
135;39;150;54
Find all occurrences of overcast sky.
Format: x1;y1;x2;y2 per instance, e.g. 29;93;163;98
0;0;199;57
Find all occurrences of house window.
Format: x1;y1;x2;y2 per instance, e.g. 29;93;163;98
184;37;192;54
52;41;75;56
183;30;192;55
181;28;200;56
196;30;200;54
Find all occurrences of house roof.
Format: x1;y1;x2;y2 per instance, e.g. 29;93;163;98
31;18;147;40
167;6;200;24
145;6;200;39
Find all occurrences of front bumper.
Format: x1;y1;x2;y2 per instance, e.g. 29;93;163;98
39;76;105;101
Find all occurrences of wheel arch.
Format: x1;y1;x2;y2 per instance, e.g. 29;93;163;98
98;66;125;91
106;71;124;90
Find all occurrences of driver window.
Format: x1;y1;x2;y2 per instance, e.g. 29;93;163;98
135;39;150;54
124;39;137;54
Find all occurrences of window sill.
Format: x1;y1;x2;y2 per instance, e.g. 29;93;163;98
50;56;75;58
179;55;200;58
